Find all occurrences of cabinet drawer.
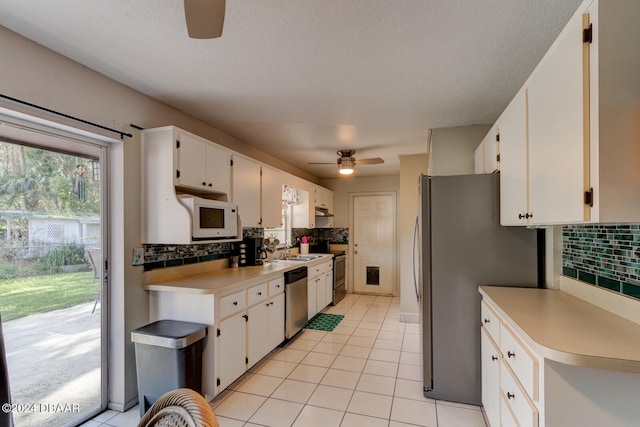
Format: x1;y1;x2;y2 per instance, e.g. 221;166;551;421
247;282;269;306
500;393;519;427
480;300;499;343
219;290;246;319
500;360;538;427
500;323;538;400
268;277;284;296
310;264;324;277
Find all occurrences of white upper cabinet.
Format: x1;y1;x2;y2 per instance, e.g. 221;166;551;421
176;130;231;195
261;165;284;228
527;9;587;224
499;89;529;226
231;156;261;227
498;0;640;225
474;140;485;174
484;124;500;173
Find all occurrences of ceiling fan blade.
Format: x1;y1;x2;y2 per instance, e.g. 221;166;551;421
354;157;384;165
184;0;225;39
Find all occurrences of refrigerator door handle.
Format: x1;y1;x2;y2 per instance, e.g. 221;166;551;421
412;214;420;302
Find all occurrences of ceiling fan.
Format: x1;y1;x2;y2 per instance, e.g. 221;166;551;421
183;0;226;39
309;150;384;175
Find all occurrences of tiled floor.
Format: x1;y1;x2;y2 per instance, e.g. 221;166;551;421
87;294;487;427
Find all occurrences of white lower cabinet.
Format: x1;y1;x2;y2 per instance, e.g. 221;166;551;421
481;299;539;427
217;311;247;391
247;279;285;367
308;261;333;319
480;327;500;427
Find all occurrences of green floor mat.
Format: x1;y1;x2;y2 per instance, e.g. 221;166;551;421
305;313;345;332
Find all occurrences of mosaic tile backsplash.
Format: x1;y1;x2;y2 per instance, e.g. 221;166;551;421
143;228;264;271
562;224;640;300
292;227;349;245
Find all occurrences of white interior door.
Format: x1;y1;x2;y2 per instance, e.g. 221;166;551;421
352;194;396;295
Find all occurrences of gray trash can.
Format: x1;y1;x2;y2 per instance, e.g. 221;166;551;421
131;320;207;416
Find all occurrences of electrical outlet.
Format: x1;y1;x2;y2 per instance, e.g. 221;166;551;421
132;247;144;266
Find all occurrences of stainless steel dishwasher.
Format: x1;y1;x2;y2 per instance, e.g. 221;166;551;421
284;266;308;339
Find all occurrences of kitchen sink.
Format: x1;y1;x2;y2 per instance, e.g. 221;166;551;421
287;255;323;261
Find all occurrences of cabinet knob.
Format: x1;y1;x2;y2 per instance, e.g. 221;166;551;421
483;318;490;324
233;301;238;306
208;183;213;187
526;212;533;219
507;351;515;358
242;314;248;321
491;355;498;361
507;392;515;400
270;302;274;306
266;303;270;307
258;292;262;296
202;181;207;186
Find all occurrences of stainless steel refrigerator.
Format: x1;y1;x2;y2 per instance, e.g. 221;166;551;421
418;173;539;405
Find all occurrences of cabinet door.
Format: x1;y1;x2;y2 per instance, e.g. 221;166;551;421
268;293;285;349
218;312;247;391
232;156;261;227
261;166;284;228
308;279;317;320
481;327;500;427
324;271;333;307
527;10;589;224
176;132;207;190
484;124;499;173
499;89;529;226
247;303;270;367
205;143;231;195
315;275;327;313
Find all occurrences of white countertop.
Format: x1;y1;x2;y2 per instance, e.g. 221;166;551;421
145;254;333;295
480;286;640;373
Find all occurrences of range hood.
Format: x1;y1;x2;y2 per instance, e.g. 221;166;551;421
315;206;334;217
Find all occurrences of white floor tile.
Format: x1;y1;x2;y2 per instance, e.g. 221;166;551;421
321;333;351;345
332;325;356;335
436;403;488;427
352;327;379;338
373;338;403;351
213;392;266;422
288;364;328;383
380;322;405;333
401;340;421;353
301;351;337;367
331;355;367;373
347;336;375;348
298;329;328;342
101;407;140;427
271;379;318;404
307;384;354;411
376;330;403;342
390;397;437;427
286;338;320;351
293;405;344;427
272;348;309;363
347;390;393;419
341;412;390;427
355;373;396;396
399;351;422;366
234;373;283;396
359;321;384;330
363;360;399;378
257;359;298;378
339;344;372;359
369;348;401;363
248;398;303;427
339;320;361;329
396;363;421;381
213;415;245;427
313;341;345;355
321;368;361;389
394;378;426;401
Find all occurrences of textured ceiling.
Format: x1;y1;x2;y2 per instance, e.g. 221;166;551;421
0;0;583;178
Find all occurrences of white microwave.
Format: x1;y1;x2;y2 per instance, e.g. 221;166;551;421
177;195;239;240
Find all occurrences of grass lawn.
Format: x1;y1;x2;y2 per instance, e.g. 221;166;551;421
0;271;98;321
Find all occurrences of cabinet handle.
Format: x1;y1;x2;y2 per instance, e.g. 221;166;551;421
242;314;248;321
491;355;498;361
270;302;274;305
202;181;207;186
507;351;515;358
266;303;270;307
518;213;525;219
483;318;490;324
276;285;280;288
258;292;262;296
233;301;238;306
507;392;515;400
208;183;212;187
525;213;532;219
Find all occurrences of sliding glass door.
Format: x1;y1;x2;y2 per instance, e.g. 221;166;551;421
0;136;107;426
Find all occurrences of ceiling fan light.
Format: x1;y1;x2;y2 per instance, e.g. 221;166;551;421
338;157;354;174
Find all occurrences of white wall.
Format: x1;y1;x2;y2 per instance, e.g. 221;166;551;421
428;125;490;176
320;175;401;295
0;26;319;411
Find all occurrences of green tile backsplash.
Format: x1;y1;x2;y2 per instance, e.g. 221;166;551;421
562;224;640;300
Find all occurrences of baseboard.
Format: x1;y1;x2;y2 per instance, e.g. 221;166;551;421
400;312;419;323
